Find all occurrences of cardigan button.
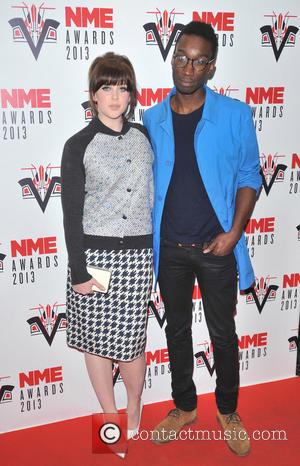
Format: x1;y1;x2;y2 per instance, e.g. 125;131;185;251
122;214;127;220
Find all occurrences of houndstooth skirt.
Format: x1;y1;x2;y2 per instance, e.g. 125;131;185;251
66;248;153;361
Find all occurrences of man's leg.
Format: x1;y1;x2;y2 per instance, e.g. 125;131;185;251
152;243;197;442
194;250;250;455
194;251;239;413
159;243;197;410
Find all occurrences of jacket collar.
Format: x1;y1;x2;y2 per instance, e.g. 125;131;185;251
89;116;131;136
159;84;217;134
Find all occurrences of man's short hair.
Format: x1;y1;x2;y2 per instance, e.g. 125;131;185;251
176;21;218;59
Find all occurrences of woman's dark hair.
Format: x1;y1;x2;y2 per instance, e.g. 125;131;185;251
89;52;137;119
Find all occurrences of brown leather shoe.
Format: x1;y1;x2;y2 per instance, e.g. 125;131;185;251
217;410;251;456
152;407;197;444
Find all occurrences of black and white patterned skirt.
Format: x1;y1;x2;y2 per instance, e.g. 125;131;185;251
66;248;153;361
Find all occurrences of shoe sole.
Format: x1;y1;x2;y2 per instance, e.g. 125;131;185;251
152;417;197;445
216;416;251;457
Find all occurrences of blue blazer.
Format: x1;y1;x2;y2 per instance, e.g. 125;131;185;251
143;85;262;290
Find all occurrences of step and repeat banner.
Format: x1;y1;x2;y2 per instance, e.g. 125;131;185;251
0;0;299;432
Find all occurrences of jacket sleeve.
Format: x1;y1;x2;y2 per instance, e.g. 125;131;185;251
237;106;262;194
61;138;92;285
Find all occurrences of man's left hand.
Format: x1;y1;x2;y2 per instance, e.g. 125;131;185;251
203;231;240;256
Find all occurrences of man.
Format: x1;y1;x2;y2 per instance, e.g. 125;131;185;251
143;21;261;456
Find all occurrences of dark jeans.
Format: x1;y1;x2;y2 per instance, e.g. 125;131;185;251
158;241;239;415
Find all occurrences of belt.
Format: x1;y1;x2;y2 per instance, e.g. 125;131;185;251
161;239;211;249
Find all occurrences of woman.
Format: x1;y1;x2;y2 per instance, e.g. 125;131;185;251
61;52;153;440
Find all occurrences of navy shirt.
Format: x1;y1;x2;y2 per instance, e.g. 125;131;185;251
160;105;223;243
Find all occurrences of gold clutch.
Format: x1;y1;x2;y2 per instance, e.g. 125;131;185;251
86;266;112;293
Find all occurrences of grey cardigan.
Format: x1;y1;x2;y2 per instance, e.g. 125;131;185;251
61;117;154;284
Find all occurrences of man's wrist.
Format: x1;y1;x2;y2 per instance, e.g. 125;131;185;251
228;227;242;243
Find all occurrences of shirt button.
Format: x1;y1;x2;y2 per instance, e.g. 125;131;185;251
122;214;127;219
127;188;132;193
119;239;124;245
157;195;163;201
126;159;131;163
165;160;172;166
118;135;123;140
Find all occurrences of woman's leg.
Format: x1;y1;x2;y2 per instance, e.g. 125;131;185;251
84;352;117;413
118;354;146;429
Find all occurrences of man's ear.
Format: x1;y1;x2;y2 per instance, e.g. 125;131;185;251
207;64;216;80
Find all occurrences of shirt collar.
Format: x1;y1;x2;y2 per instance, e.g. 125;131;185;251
163;84;217;124
90;117;131;136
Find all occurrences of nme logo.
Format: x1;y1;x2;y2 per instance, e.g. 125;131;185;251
145;348;169;365
1;89;53;142
27;303;67;346
65;7;114;61
112;362;121;385
213;85;238;97
238;332;268;349
143;8;184;61
0;89;51;108
137;88;171;106
134;88;171;122
246;87;284;105
283;273;300;288
260;12;299;61
288;333;299;352
192;11;234;31
245;217;276;258
9;3;59;60
11;236;57;257
192;282;202;300
195;341;215;376
281;274;299;312
260;153;287;195
192;11;234;47
291;153;300;169
246;276;278;314
245;217;275;234
65;6;113;28
246;87;285;132
19;366;63;388
289;153;300;195
81;97;92;122
10;236;59;286
0;377;14;404
148;290;166;328
19;164;61;212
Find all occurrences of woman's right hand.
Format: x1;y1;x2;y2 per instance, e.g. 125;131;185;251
72;278;105;295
